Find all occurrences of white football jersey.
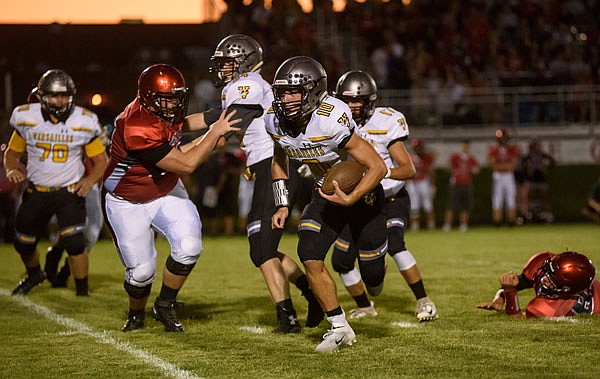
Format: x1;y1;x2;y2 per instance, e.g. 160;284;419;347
9;103;103;187
265;95;356;185
357;107;410;197
221;71;273;166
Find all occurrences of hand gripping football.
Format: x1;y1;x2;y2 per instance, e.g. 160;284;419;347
321;161;367;195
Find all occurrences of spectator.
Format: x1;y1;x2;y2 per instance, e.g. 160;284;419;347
406;139;436;231
519;138;556;223
582;177;600;225
443;140;479;232
488;128;521;226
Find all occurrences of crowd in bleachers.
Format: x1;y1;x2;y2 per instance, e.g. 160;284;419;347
220;0;599;91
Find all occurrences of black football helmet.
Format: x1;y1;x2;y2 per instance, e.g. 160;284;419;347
210;34;263;87
333;70;378;126
36;69;76;121
272;56;327;137
535;251;596;299
138;64;189;124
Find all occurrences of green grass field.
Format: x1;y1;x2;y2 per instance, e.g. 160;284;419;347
1;224;600;379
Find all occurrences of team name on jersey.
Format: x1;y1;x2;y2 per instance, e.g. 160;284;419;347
32;132;74;143
284;145;326;159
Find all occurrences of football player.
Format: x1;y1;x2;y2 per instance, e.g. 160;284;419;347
331;70;438;322
405;138;436;231
209;34;323;333
477;251;599;318
103;64;240;332
488;128;521;226
4;69;108;296
267;57;388;352
24;90;110;289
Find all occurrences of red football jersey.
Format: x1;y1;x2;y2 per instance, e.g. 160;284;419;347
487;144;520;172
449;152;478;185
411;152;434;181
103;97;182;203
520;252;600;318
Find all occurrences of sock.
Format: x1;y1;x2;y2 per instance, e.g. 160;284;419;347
275;298;294;312
409;280;427;300
128;308;145;318
26;265;42;277
353;292;371;308
294;274;311;296
75;277;88;296
326;307;347;326
158;284;179;302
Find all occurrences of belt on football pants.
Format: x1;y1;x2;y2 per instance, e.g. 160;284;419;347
30;183;77;193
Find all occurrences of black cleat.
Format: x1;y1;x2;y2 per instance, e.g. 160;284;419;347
304;291;324;328
44;246;63;285
53;260;71;288
12;271;47;296
152;298;184;332
273;306;302;333
122;314;145;332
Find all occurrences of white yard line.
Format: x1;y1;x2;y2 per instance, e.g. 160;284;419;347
1;289;203;379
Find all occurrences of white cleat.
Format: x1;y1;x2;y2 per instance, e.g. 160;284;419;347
314;324;356;353
348;301;378;319
416;297;438;322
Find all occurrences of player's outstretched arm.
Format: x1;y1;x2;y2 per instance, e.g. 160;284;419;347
157;110;240;174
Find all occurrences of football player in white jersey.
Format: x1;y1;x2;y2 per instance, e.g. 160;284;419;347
266;57;388;352
331;70;438;322
209;35;323;332
4;69;108;296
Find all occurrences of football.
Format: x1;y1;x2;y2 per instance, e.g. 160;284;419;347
321;161;367;195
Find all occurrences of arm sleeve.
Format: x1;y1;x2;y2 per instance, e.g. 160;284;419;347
128;143;173;165
223;104;264;139
203;107;223;125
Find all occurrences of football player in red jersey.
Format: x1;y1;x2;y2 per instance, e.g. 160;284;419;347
477;251;599;318
103;64;240;332
488;128;521;226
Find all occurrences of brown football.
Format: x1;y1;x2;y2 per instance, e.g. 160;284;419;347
321;161;367;195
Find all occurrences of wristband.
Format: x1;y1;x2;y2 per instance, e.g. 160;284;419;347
502;288;521;315
493;289;505;301
384;167;392;179
272;179;289;208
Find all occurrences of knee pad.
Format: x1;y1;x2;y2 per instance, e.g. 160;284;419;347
166;255;196;276
358;256;386;292
339;267;362;287
123;281;152;299
391;250;417;271
179;235;203;257
62;234;86;256
14;232;37;259
128;264;156;287
331;240;356;274
248;224;281;267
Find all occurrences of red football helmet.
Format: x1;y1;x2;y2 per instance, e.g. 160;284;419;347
495;128;510;144
536;251;596;299
138;64;189;124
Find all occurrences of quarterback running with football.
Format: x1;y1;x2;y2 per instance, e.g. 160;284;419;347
330;70;438;322
209;34;323;333
103;64;240;332
477;251;599;318
4;69;108;296
267;56;388;352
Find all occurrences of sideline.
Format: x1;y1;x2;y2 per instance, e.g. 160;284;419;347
0;289;202;379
